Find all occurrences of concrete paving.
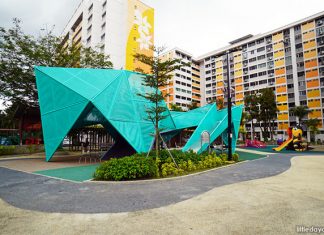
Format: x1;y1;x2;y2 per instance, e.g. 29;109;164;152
0;154;300;213
0;155;323;234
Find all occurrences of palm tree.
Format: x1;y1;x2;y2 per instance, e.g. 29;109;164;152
304;118;321;143
289;106;311;125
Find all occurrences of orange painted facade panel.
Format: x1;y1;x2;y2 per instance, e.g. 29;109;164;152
304;49;317;59
273;42;284;51
234;63;242;70
303;40;316;50
306;79;320;88
275;68;285;76
274;50;285;58
217;89;223;95
235;92;244;100
235;77;243;84
277;94;288;103
309;110;322;119
305;59;318;69
236;85;243;92
305;69;319;79
307;89;320;98
302;30;315;41
276;86;287;93
217;81;223;87
302;21;315;31
276;76;286;85
272;32;283;42
275;59;285;67
234;70;243;77
278;104;288;111
278;122;289;130
278;113;289;120
308;99;321;108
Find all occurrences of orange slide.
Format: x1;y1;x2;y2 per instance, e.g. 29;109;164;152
273;138;293;151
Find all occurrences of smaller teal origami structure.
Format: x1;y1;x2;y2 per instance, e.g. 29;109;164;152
34;67;243;161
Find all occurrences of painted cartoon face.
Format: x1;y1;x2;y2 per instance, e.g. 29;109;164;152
292;127;303;138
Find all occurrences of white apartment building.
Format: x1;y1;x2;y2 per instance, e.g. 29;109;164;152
62;0;154;71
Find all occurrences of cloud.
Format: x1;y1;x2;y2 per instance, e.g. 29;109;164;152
0;0;79;35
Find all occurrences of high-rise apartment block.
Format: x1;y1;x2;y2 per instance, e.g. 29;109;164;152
163;11;324;140
159;48;201;110
197;11;324;140
62;0;154;71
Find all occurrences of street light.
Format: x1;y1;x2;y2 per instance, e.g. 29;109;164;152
225;47;241;161
225;50;233;161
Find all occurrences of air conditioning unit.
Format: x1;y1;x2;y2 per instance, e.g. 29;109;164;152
267;47;272;52
269;73;274;77
318;20;323;26
268;57;273;61
243;48;247;52
267;39;272;43
269;82;274;85
244;70;248;74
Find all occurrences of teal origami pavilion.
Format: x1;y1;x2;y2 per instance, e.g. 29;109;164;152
34;67;243;162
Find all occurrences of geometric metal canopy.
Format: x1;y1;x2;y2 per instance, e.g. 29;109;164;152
34;67;243;161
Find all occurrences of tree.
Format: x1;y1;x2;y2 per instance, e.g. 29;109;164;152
134;46;189;157
187;101;198;110
244;94;259;140
289;106;311;125
0;19;113;108
257;88;277;141
215;97;224;110
239;111;248;141
169;103;183;112
304;118;321;142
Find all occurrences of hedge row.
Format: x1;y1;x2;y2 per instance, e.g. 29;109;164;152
0;145;45;156
94;150;239;181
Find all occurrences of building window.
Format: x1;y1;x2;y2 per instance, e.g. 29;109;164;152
88;3;93;13
101;22;106;31
300;100;307;105
102;1;107;8
87;25;92;34
88;14;92;23
101;33;105;42
102;12;106;20
87;36;91;44
299;90;306;96
257;47;265;52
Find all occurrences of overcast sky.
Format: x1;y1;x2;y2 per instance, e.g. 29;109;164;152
1;0;323;57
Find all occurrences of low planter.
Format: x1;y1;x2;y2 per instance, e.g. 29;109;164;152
93;150;239;181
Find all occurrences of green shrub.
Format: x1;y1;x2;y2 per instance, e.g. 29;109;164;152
94;150;237;181
219;153;228;161
232;153;239;162
94;156;158;181
0;145;15;155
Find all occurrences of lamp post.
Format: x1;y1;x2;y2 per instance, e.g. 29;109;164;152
226;51;232;161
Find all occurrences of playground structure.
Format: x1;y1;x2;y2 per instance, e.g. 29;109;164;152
273;126;308;152
35;67;243;161
245;139;266;148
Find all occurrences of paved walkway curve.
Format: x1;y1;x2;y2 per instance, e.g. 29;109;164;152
0;154;303;213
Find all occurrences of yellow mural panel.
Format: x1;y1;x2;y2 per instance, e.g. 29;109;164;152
126;0;154;72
